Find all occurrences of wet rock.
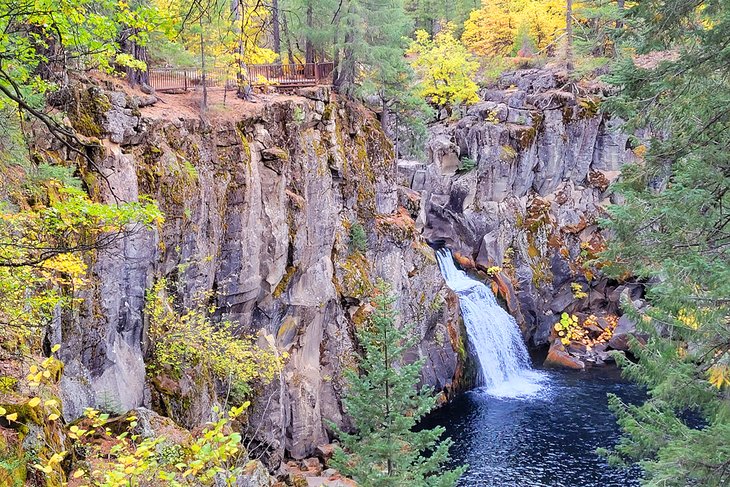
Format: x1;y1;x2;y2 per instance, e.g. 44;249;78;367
544;340;585;370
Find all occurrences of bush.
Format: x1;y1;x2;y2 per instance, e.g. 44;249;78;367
457;157;477;173
145;279;284;402
349;222;367;254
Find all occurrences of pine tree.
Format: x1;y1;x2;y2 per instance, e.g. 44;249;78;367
599;1;730;485
331;280;466;487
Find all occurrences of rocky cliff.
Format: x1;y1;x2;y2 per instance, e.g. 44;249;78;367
401;69;639;349
41;83;465;462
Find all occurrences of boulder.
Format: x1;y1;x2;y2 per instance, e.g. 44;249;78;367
302;457;323;476
544;340;585;370
234;460;276;487
608;315;640;351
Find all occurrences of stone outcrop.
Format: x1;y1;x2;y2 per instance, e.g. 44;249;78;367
44;83;465;462
407;69;641;345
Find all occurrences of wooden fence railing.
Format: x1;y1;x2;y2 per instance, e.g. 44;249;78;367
148;62;334;93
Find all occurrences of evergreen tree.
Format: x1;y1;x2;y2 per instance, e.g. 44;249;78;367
331;280;466;487
332;0;431;155
600;1;730;485
279;0;340;63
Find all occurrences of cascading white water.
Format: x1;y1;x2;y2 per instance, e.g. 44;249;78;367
436;249;545;398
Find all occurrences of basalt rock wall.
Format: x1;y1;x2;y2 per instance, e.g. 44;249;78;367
40;83;466;462
405;69;639;346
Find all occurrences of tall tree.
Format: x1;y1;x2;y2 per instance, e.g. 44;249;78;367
272;0;282;58
331;280;466;486
409;26;479;108
279;0;339;63
0;0;153;164
600;1;730;485
565;0;574;71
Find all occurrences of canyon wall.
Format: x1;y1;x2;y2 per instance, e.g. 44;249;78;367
42;84;465;462
401;69;639;347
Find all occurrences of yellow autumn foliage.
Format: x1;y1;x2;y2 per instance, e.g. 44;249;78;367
708;364;730;389
462;0;567;56
146;279;284;402
408;26;480;107
677;308;700;329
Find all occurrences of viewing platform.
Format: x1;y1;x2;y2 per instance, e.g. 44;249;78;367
148;62;335;93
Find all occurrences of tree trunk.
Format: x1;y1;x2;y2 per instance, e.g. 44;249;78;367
200;16;207;110
333;3;355;95
272;0;281;59
281;11;296;63
120;27;149;87
565;0;574;72
305;2;315;64
616;0;625;29
380;98;390;137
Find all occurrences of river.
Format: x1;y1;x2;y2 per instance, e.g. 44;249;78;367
422;367;643;486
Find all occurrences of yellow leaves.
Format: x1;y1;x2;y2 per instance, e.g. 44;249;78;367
462;0;565;56
68;424;88;439
0;406;5;416
409;25;480;107
48;413;60;421
708;365;730;389
1;184;162;350
27;397;41;408
73;469;86;479
49;451;66;464
146;278;283;398
462;4;516;56
229;401;251;419
571;282;588;299
34;463;53;474
51;343;61;353
556;313;618;348
42;252;87;285
6;412;18;422
677;308;700;329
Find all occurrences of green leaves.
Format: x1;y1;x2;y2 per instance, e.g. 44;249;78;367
0;181;163;349
600;1;730;484
145;278;284;404
330;279;465;486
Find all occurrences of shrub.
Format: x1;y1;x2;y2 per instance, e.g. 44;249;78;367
145;279;284;402
349;222;367;254
457;157;477;173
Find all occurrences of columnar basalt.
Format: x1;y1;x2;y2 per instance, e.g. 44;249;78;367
408;69;640;349
45;83;464;462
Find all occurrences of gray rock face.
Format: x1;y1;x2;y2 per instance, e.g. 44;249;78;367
57;86;465;461
417;70;638;343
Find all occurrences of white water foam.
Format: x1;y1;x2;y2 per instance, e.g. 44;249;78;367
436;249;546;399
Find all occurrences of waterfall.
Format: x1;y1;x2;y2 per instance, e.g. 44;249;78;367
436;249;545;397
